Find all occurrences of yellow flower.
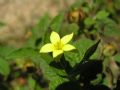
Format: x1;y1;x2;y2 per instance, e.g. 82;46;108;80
40;31;76;58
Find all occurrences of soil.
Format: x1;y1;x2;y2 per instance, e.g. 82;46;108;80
0;0;75;47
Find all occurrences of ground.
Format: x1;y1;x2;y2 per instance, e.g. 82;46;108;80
0;0;75;47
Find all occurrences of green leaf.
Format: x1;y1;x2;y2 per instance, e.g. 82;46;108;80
90;74;102;85
64;51;79;67
114;0;120;9
84;17;95;26
113;54;120;63
82;40;100;61
104;19;120;37
0;46;16;58
28;77;36;90
50;13;64;32
70;0;84;9
32;14;50;38
96;10;109;20
0;57;10;76
33;55;67;90
65;38;95;66
90;46;101;59
104;25;120;37
24;36;37;48
60;23;79;36
7;48;38;59
35;85;45;90
67;23;79;35
104;28;120;37
74;38;95;60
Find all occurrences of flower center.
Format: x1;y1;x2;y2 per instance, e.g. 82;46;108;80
54;41;64;50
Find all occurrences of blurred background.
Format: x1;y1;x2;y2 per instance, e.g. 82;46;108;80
0;0;75;47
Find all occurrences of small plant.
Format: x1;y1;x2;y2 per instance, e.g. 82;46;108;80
0;0;120;90
40;31;76;59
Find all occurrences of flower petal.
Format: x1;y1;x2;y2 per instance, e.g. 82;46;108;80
50;31;60;44
53;50;63;58
61;33;73;44
40;43;53;53
63;44;76;51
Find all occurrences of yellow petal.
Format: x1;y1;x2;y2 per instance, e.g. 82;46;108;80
40;43;53;53
50;31;60;44
53;50;63;58
61;33;73;44
63;44;76;51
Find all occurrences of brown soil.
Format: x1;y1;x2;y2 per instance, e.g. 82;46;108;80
0;0;75;47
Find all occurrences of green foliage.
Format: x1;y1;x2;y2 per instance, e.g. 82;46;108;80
64;38;95;66
82;40;100;60
0;0;120;90
84;17;95;26
96;10;109;20
28;76;36;90
60;23;79;36
7;48;38;59
50;13;64;33
0;57;10;76
32;14;50;38
33;55;67;90
113;54;120;63
0;46;16;58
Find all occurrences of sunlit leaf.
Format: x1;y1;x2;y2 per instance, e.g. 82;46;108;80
96;10;109;20
84;17;95;26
